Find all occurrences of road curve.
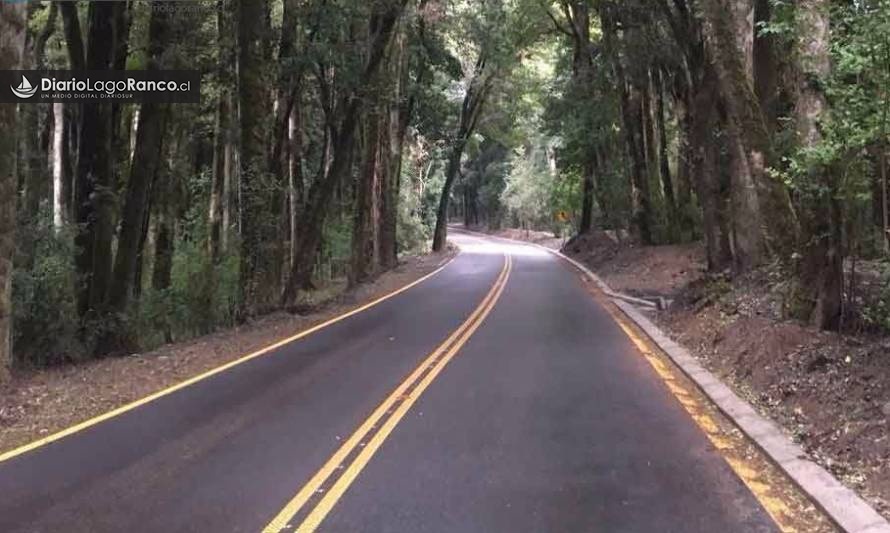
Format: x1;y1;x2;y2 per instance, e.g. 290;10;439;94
0;232;779;532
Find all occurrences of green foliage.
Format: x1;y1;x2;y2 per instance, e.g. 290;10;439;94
397;178;433;254
502;147;548;227
769;0;890;258
862;263;890;333
136;245;240;350
12;216;82;366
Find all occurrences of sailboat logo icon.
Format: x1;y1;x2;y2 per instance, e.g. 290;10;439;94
11;75;37;99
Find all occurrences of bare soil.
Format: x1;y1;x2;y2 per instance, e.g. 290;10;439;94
564;231;890;520
0;249;455;455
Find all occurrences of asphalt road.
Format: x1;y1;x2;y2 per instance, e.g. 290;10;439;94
0;232;779;533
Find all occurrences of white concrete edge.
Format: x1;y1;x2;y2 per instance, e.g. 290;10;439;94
451;227;890;532
544;234;890;533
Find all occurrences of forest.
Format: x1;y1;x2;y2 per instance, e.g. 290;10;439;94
1;0;889;378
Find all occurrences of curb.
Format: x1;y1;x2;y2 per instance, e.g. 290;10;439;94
450;227;890;532
553;244;890;533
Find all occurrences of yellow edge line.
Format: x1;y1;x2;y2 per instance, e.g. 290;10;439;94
262;255;512;533
608;315;798;532
554;251;799;533
0;254;459;465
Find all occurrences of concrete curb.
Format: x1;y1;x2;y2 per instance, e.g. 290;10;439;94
450;227;890;532
555;246;890;533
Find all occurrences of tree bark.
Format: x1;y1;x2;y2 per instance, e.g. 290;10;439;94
351;112;382;285
52;103;67;229
236;0;275;318
71;2;124;318
288;88;305;272
725;0;765;271
209;0;236;262
626;85;655;244
600;5;654;244
654;68;677;235
20;2;53;234
432;54;493;251
107;5;171;317
880;143;890;255
566;0;596;235
282;0;408;303
378;28;408;270
690;67;733;270
0;1;27;380
699;0;798;256
579;161;595;234
794;0;842;329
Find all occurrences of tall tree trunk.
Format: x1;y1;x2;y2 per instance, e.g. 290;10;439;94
209;0;236;262
724;0;765;271
566;0;596;235
654;68;677;236
433;138;469;251
288;88;305;272
642;75;664;235
351;112;382;285
579;161;595;234
236;0;274;318
282;0;408;303
880;143;890;255
626;85;655;244
690;66;733;270
675;96;696;238
432;54;493;251
71;3;124;318
19;4;47;236
378;28;408;270
753;0;781;133
699;0;798;257
794;0;841;329
600;6;654;244
107;5;171;318
0;1;27;380
52;103;67;229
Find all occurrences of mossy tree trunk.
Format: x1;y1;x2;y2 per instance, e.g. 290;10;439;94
0;1;27;380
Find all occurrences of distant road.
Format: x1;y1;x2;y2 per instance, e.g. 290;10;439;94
0;232;778;532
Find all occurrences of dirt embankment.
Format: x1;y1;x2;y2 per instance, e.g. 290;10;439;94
564;232;890;519
0;249;455;455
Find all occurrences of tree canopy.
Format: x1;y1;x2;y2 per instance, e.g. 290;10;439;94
2;0;890;375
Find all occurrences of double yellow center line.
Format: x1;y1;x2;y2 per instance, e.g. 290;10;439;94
262;254;513;533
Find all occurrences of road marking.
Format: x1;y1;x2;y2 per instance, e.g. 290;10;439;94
452;230;822;531
262;254;512;533
0;255;458;464
599;296;800;533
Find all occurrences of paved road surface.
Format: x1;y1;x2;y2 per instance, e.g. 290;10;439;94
0;232;779;532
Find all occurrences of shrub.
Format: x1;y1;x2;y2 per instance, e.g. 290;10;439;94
12;217;83;366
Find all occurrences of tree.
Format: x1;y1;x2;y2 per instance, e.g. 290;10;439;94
282;0;410;304
107;4;172;319
545;1;597;235
698;0;798;259
432;53;495;250
1;0;27;379
66;2;130;318
236;0;276;318
792;0;842;329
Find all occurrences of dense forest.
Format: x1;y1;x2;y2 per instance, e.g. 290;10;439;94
1;0;889;378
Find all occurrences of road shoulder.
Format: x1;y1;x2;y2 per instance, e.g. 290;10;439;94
0;249;456;456
553;239;890;533
457;226;889;532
